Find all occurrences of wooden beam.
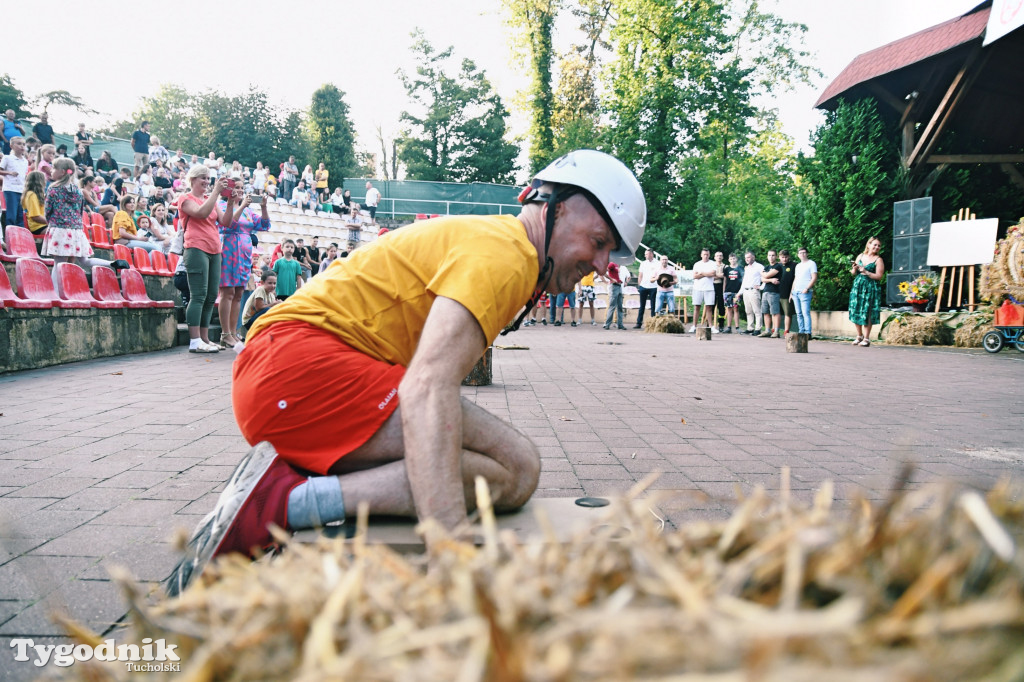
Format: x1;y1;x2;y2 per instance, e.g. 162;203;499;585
927;154;1024;163
1001;163;1024;192
868;83;909;114
906;47;988;170
911;163;949;198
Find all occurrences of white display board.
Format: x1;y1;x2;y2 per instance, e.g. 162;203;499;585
926;218;998;266
984;0;1024;46
675;271;694;298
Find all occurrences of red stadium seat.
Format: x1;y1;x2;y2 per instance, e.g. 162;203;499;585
112;244;135;268
0;262;51;308
132;248;159;275
149;250;172;276
16;258;89;308
92;266;136;308
91;214;106;228
430;214;441;218
120;268;173;307
168;253;180;271
0;226;55;266
415;213;428;220
55;262;123;309
95;226;113;246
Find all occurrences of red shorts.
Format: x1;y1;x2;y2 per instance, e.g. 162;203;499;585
232;321;405;474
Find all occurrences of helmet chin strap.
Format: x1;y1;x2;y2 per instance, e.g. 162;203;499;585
501;187;562;335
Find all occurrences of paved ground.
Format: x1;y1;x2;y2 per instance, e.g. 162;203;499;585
1;325;1022;679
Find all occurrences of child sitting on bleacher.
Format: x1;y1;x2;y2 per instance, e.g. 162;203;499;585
241;270;277;333
41;158;94;264
21;170;47;235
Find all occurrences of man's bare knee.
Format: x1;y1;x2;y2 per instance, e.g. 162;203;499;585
494;437;540;511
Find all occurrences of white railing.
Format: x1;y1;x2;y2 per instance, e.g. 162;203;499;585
353;196;520;219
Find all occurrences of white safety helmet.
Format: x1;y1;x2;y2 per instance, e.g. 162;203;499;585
533;149;646;265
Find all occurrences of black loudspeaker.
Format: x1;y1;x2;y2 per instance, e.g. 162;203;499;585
889;197;933;305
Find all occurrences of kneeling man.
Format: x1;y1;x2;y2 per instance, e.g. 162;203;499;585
168;150;647;594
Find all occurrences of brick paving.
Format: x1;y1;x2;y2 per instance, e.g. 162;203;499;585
1;326;1022;678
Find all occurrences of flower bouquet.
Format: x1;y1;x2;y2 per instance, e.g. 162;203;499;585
898;273;938;309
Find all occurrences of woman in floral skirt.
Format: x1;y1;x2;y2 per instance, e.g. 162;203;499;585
42;158;95;267
848;236;886;347
217;190;270;348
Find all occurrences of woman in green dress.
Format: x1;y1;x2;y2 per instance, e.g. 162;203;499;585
849;236;885;346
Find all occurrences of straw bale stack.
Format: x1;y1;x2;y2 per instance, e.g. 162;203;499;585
643;316;686;334
59;475;1024;681
883;315;953;346
954;323;993;348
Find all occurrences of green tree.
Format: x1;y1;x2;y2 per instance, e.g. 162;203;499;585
33;90;95;116
307;84;360;185
0;74;32;119
796;98;900;310
398;31;518;183
503;0;559;173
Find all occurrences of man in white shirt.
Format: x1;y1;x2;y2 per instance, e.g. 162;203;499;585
291;180;312;210
362;181;381;223
740;250;764;334
791;247;818;336
692;248;718;333
634;248;659;328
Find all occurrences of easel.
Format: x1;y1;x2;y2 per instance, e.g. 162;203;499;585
935;208;979;312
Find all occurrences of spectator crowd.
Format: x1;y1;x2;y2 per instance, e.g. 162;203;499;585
1;114;379;353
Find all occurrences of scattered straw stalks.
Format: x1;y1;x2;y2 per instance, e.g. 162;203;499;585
643;315;686;334
59;474;1024;682
883;315;953;345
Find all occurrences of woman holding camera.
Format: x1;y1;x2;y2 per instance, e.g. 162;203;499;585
216;185;271;348
848;236;885;347
180;164;235;353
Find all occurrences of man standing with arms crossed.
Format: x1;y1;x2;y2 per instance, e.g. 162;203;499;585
167;150;647;595
759;249;782;338
692;248;718;333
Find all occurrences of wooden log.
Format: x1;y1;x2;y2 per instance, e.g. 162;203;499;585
786;333;809;353
462;346;493;386
695;326;712;341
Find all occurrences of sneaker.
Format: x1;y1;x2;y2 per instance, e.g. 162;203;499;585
541;319;547;326
711;327;719;333
554;320;562;327
687;326;695;333
758;330;771;338
164;442;306;597
201;341;222;352
591;321;597;326
617;325;626;330
771;331;781;339
189;343;217;354
633;324;642;329
603;325;610;330
571;321;577;327
723;328;732;334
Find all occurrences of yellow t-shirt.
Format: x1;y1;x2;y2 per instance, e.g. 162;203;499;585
580;271;596;287
315;169;329;189
21;191;46;234
112;211;137;241
249;215;539;366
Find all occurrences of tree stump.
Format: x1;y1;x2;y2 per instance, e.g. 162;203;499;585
462;346;493;386
695;326;712;341
786;333;809;353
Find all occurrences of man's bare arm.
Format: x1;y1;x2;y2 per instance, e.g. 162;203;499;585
399;296;487;532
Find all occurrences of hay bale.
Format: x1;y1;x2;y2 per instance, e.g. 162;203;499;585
59;476;1024;681
643;316;686;334
954;323;994;348
883;314;953;345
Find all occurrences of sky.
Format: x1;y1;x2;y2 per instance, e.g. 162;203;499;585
4;0;982;180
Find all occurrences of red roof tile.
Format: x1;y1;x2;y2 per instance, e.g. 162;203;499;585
814;4;990;108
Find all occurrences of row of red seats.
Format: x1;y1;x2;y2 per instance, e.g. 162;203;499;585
0;259;173;310
414;213;442;220
111;244;177;276
2;225;178;278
